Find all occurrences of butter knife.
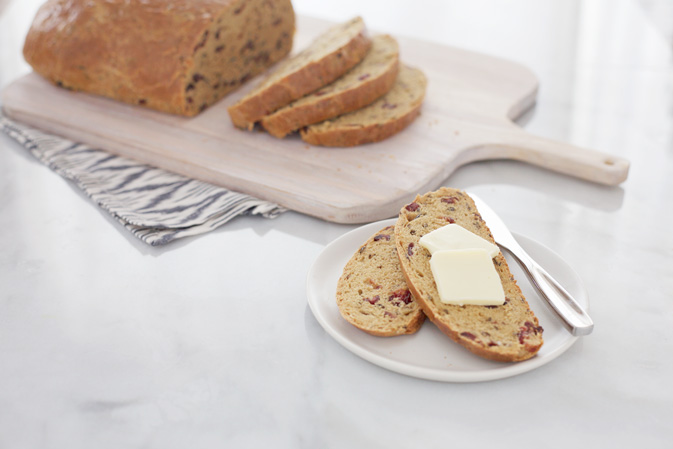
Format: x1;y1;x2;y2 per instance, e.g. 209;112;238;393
469;193;594;336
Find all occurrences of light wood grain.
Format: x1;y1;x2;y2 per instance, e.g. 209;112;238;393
1;15;629;223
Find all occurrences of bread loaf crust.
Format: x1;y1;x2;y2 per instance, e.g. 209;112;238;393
228;17;371;129
261;35;400;138
394;188;543;362
23;0;295;116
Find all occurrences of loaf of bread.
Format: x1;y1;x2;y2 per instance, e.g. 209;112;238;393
228;16;371;129
261;34;399;138
23;0;295;116
394;188;543;362
300;64;426;147
337;225;425;337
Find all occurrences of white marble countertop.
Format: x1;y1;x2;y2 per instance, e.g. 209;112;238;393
1;0;672;447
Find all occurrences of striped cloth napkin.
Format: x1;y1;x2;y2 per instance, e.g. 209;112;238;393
0;115;286;245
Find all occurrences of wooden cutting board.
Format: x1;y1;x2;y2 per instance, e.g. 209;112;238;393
1;15;629;223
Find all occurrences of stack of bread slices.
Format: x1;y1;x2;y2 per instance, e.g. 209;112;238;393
336;188;544;363
228;17;427;147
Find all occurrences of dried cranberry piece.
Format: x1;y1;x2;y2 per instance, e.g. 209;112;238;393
405;202;420;211
358;73;371;81
407;243;415;257
517;321;543;344
388;288;412;306
461;332;477;340
239;40;255;54
365;295;380;305
384;311;396;318
442;197;458;204
373;234;391;241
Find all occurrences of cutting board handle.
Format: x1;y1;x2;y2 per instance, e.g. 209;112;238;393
471;126;630;186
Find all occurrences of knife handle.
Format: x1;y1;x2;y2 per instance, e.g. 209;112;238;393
506;246;594;336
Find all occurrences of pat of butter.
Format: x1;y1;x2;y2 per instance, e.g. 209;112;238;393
419;224;499;258
429;249;505;306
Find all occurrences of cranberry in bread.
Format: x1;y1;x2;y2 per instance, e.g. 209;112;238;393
337;225;425;337
23;0;295;116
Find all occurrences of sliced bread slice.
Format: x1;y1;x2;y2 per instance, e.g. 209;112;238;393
337;225;425;337
228;16;371;129
394;188;544;362
300;64;426;147
261;34;400;138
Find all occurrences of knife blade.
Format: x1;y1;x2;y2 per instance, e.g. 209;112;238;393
468;192;594;336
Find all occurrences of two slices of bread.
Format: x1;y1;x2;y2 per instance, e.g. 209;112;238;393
228;17;371;129
336;188;544;362
229;16;426;146
261;34;401;138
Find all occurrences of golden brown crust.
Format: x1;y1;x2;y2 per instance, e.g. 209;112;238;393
394;188;543;362
228;17;371;129
261;35;400;138
301;103;421;147
23;0;295;116
300;64;426;147
336;225;425;337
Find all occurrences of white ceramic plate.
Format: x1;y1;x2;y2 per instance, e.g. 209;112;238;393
306;219;589;382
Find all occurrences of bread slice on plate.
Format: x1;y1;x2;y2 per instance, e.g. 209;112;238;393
337;225;425;337
228;16;371;129
394;188;543;362
261;34;400;138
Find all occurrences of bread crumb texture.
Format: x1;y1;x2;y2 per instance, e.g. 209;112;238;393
336;225;425;337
